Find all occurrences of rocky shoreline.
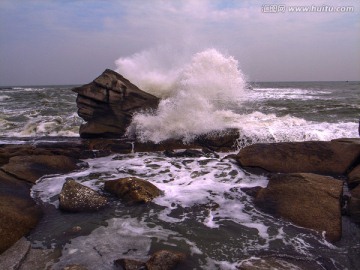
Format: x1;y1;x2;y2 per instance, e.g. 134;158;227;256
1;69;359;269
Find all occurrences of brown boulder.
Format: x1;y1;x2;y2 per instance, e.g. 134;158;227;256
146;250;186;270
1;155;87;184
104;177;162;203
236;139;360;175
0;171;42;254
348;164;360;189
254;173;343;242
59;179;108;212
73;69;159;138
348;185;360;223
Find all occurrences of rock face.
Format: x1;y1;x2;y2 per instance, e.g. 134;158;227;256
254;173;343;242
104;177;162;203
236;139;360;175
73;69;160;138
59;179;108;212
1;155;87;184
348;185;360;223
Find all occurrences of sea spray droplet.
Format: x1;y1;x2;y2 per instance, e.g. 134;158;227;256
119;48;248;143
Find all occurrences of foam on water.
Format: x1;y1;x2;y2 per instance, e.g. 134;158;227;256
32;151;344;269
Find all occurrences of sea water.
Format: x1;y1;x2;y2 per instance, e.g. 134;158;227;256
1;49;360;269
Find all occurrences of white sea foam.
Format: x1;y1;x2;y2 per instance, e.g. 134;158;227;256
116;48;357;144
117;48;248;143
0;95;11;101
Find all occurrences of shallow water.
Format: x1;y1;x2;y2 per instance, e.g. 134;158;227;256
29;151;359;270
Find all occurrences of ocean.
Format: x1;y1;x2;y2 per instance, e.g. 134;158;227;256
1;50;359;269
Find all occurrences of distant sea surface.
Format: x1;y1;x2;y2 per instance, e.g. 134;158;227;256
1;81;359;141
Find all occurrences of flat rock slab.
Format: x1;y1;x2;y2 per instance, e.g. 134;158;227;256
59;179;108;212
2;155;87;183
254;173;343;242
104;177;162;203
0;237;30;269
237;139;360;175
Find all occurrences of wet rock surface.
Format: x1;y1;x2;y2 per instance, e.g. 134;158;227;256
254;173;343;242
59;179;108;212
104;177;162;203
114;258;146;270
1;155;87;184
236;139;360;175
146;250;186;270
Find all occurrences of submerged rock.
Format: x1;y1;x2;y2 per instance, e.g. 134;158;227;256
104;177;162;203
59;179;108;212
73;69;159;138
146;250;186;270
196;128;240;152
113;250;185;270
254;173;343;242
236;139;360;175
348;185;360;223
114;258;146;270
1;155;87;184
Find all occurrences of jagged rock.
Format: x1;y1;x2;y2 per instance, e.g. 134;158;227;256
348;164;360;189
73;69;159;138
236;139;360;175
59;179;108;212
0;171;42;254
146;250;186;270
114;258;146;270
254;173;343;242
1;155;87;184
104;177;162;203
348;185;360;223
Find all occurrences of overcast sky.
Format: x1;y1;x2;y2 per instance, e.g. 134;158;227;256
0;0;359;86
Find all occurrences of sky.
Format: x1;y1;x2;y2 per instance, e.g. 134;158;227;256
0;0;359;86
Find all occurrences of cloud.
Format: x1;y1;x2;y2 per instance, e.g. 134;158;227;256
0;0;359;85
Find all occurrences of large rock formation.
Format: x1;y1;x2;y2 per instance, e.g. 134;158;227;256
73;69;160;138
254;173;343;242
236;138;360;175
